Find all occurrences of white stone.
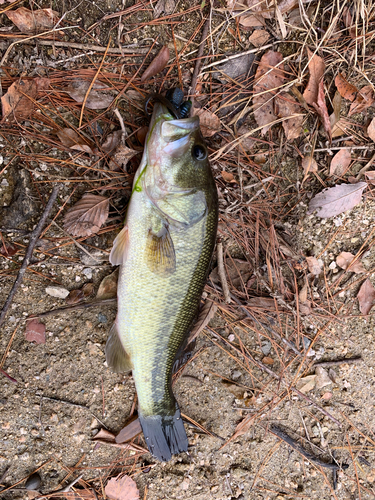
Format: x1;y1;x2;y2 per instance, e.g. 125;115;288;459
45;286;69;299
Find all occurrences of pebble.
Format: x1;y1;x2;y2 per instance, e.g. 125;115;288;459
261;341;271;355
232;370;242;381
83;268;93;279
45;286;69;299
98;313;107;323
25;472;41;490
228;334;235;342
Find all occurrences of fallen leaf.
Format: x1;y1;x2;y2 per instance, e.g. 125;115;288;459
315;366;332;389
249;29;270;47
305;256;322;275
116;418;142;444
296;374;316;393
210;259;252;290
329;91;342;132
328;368;336;383
253;51;284;134
248;296;277;310
276;93;304;140
230;0;266;28
154;0;175;17
221;171;235;183
308;182;367;218
329;149;351;176
214;53;255;84
93;429;116;441
25;319;46;344
335;73;358;102
321;391;332;400
303;48;325;106
193;108;221;137
101;131;122;154
96;268;119;299
64;194;110;237
336;251;366;273
262;356;274;365
141;46;170;82
105;475;140;500
342;6;356;38
368;118;375;142
302;155;318;174
357;279;375;315
349;86;375;116
1;79;37;122
237;125;255;151
187;301;217;344
67;79;114;110
365;171;375;185
0;241;20;257
299;284;308;303
299;300;312;315
66;283;95;305
109;145;138;171
57;128;95;155
312;79;331;141
6;7;59;33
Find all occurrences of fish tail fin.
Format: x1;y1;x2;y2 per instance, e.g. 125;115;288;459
139;408;188;462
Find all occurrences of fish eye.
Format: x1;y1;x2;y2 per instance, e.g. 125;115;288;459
192;144;207;161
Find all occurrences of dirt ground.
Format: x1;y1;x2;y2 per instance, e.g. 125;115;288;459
1;0;375;499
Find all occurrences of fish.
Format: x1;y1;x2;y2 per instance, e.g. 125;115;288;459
106;93;218;462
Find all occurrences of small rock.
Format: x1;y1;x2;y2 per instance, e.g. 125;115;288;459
98;313;107;323
83;268;93;279
315;366;332;389
25;473;41;491
261;341;271;355
228;334;235;342
232;370;242;381
45;286;69;299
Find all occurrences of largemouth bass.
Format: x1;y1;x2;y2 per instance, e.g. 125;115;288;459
106;94;218;461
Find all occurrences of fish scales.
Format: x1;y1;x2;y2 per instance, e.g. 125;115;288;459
107;100;218;461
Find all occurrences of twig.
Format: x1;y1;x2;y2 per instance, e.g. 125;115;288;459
36;474;84;499
217;241;231;304
355;152;375;181
0;185;61;329
270;425;348;471
50;220;100;263
189;18;210;97
314;356;362;368
292;388;342;427
200;43;275;72
27;298;117;320
40;396;108;429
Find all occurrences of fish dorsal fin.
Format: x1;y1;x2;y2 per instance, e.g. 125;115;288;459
105;321;133;373
109;225;129;266
145;223;176;277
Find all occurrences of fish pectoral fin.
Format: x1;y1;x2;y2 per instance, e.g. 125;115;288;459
105;321;133;373
145;224;176;276
109;225;129;266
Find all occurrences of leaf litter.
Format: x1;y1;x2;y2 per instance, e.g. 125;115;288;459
308;182;367;218
63;194;110;237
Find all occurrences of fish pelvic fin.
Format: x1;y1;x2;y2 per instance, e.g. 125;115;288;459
139;407;188;462
145;223;176;277
105;321;133;373
109;224;129;266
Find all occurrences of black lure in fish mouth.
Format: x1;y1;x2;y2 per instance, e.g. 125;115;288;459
144;88;192;119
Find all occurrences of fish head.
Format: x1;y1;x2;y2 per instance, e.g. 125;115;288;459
144;103;213;194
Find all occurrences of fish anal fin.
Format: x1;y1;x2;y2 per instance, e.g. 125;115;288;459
145;224;176;277
109;225;129;266
105;321;133;374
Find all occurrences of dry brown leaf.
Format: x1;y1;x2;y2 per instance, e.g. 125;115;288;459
342;7;356;38
299;284;308;303
25;319;46;344
348;86;374;116
336;251;366;273
248;296;277;310
0;241;20;257
96;269;119;300
101;131;122;154
57;128;94;155
357;279;375;315
67;79;114;110
329;91;342;133
305;256;322;275
92;428;117;441
141;46;170;82
193;108;221;137
136;126;148;146
187;301;217;344
221;171;236;183
109;145;138;171
105;475;140;500
237;125;255;151
329;149;351;177
6;7;59;33
321;391;332;400
1;80;37;122
368;118;375;142
365;171;375;185
276;93;304;140
262;356;274;365
210;259;252;290
154;0;175;17
296;375;316;393
303;48;325;106
64;194;110;237
302;155;318;174
253;51;284;135
299;300;312;315
116;418;142;444
312;79;331;141
249;29;270;47
308;182;367;218
66;283;95;305
335;73;358;102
